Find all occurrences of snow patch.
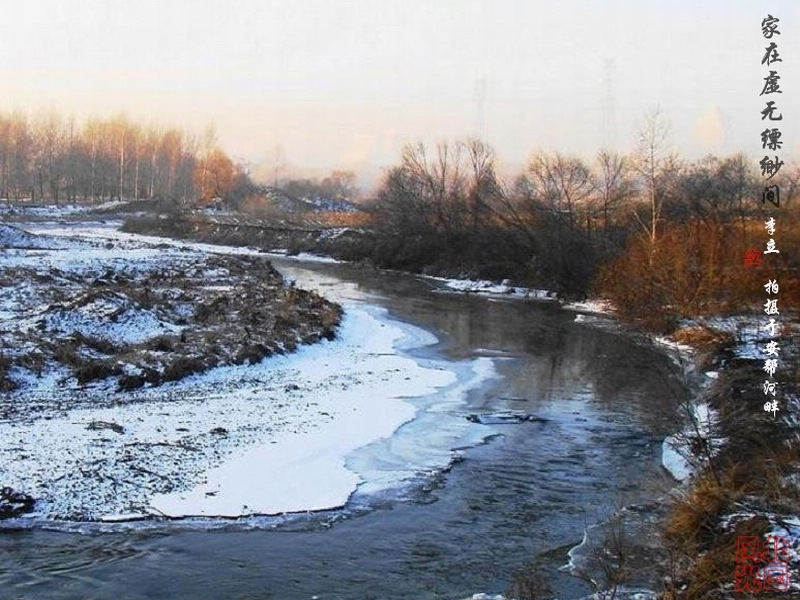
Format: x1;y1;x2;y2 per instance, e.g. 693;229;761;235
662;403;725;482
0;224;65;249
43;298;181;346
421;275;555;300
149;306;459;519
562;299;614;315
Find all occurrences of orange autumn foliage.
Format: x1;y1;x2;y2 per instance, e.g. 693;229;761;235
596;214;799;329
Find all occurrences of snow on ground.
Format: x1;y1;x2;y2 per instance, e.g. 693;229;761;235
0;203;87;217
697;314;799;360
420;275;556;300
0;222;498;523
419;275;617;318
266;250;342;264
564;299;614;315
147;306;459;519
661;402;726;482
653;335;696;361
26;221;271;259
0;200;132;218
43;294;184;345
0;222;273;395
1;223;200;274
25;223;337;266
0;223;68;249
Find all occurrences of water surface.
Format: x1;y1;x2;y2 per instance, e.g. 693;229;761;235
0;256;685;600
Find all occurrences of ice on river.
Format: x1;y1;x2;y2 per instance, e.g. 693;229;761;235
149;306;478;519
3;303;493;522
0;223;497;523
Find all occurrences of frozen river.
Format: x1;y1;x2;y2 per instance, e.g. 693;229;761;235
0;225;685;599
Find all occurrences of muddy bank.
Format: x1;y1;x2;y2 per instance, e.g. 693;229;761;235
567;315;800;599
0;223;341;397
657;321;800;598
121;213;369;259
1;236;689;599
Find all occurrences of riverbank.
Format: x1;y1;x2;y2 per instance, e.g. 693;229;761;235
120;208;695;598
0;216;692;600
0;222;340;396
656;318;800;598
6;209;796;598
0;221;506;524
572;312;800;599
552;300;800;600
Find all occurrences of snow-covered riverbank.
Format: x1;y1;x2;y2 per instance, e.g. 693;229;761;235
0;223;497;523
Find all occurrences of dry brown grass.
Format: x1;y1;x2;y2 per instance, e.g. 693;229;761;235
666;513;770;600
665;443;800;599
147;335;176;353
746;445;800;512
0;352;16;392
666;475;735;554
161;356;208;382
74;333;118;355
596;214;800;330
313;210;372;228
75;360;119;385
672;326;734;353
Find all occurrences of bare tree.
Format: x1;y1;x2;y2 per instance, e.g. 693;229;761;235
10;113;33;201
114;116;127;200
526;151;595;229
399;141;467;235
631;109;680;257
371;140;503;239
594;150;632;237
464;138;500;231
0;115;11;200
33;112;67;203
320;169;358;200
195;124;218;201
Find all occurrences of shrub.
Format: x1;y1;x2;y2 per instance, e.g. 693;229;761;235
162;356;207;382
148;335;176;352
596;221;770;330
75;360;119;385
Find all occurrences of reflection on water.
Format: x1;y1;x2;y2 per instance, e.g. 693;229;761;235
0;259;685;600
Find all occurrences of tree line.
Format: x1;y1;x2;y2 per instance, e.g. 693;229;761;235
0;111;241;204
363;113;799;327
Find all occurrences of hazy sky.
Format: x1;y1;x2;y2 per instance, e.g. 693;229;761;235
2;1;798;185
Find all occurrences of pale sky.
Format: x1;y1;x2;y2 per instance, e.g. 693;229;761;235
2;0;798;186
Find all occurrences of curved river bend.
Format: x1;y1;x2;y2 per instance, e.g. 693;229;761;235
0;251;685;600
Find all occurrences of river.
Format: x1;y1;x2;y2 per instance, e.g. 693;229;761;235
0;249;685;600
